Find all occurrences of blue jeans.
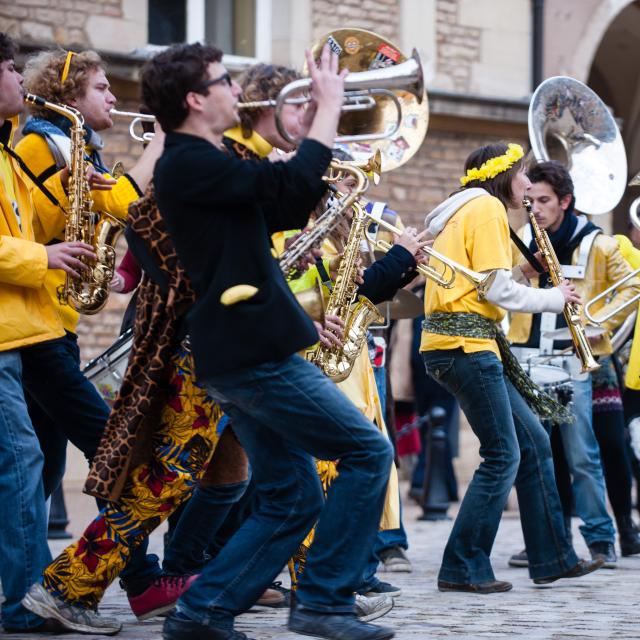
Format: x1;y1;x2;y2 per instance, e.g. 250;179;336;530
423;349;578;583
178;354;393;630
554;376;615;545
163;480;250;576
0;350;51;630
19;332;160;592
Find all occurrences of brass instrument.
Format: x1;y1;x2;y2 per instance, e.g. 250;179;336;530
280;152;380;280
310;187;384;382
523;197;599;372
365;212;497;298
306;28;428;172
584;270;640;325
110;109;156;143
25;93;124;314
529;76;627;215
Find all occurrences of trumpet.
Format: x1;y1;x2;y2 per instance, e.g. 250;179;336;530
110;109;156;143
365;213;497;297
584;268;640;325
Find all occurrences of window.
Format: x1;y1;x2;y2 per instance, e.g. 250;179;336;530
148;0;271;62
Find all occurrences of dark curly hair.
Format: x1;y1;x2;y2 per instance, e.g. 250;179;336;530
460;142;526;210
141;42;223;132
0;33;17;67
238;63;300;137
527;160;574;202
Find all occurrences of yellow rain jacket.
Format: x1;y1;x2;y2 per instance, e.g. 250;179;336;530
15;130;141;332
0;117;68;351
615;234;640;390
508;226;640;356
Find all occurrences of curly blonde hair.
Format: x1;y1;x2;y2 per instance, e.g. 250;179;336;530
238;63;300;138
23;49;105;119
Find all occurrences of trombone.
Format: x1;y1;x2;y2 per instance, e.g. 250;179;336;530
110;109;156;143
365;213;497;298
584;269;640;325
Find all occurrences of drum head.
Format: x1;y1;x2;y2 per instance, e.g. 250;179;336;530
529;364;570;385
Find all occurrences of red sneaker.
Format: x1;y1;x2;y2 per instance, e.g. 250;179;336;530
128;574;199;620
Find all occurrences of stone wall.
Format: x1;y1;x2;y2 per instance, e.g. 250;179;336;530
0;0;123;48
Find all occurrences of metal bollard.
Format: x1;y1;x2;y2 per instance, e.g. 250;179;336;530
419;405;451;521
48;484;72;539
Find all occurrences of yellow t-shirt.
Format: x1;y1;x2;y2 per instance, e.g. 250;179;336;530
420;194;512;357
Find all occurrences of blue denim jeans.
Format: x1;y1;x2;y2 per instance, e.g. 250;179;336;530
553;376;615;545
178;354;393;630
0;350;51;630
163;480;250;576
423;349;578;583
19;332;160;592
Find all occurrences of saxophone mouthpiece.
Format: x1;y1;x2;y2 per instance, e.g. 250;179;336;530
24;93;46;107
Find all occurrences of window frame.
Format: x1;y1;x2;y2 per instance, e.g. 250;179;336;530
185;0;271;66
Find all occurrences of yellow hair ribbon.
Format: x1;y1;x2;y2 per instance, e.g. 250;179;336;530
60;51;76;84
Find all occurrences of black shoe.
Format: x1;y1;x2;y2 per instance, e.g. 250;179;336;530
162;612;252;640
437;580;512;594
507;549;528;568
533;558;603;585
289;607;394;639
618;516;640;556
359;581;402;598
269;580;292;606
588;541;617;568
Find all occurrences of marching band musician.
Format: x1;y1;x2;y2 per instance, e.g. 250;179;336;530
421;143;601;592
15;47;174;615
0;32;95;634
139;41;398;640
508;160;640;566
276;153;428;618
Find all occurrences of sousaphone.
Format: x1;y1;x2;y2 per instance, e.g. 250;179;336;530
529;76;627;214
305;28;429;172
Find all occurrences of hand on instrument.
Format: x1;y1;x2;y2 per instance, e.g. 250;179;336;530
314;313;344;348
110;271;126;293
86;165;117;191
558;279;582;305
46;241;95;279
520;251;548;280
394;227;430;259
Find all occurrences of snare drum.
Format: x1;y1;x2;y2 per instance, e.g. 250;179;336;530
83;329;133;407
528;364;573;407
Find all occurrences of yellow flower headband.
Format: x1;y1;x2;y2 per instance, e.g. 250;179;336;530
60;50;76;84
459;143;524;187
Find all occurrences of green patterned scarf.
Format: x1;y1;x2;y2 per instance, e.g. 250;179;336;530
423;312;574;425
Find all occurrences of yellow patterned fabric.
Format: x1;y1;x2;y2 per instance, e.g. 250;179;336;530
42;345;222;609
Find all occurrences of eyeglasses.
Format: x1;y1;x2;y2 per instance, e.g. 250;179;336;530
197;72;233;93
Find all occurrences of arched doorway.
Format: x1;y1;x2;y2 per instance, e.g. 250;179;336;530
587;0;640;232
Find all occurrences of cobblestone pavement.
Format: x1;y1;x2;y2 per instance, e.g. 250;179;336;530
4;484;640;639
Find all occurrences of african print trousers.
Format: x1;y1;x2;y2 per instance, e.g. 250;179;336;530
41;345;223;609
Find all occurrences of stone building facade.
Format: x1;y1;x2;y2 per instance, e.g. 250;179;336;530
1;0;639;367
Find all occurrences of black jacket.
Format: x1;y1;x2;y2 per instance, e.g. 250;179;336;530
154;132;332;379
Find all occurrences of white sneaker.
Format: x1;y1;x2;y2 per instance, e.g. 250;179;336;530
22;583;122;635
354;593;394;622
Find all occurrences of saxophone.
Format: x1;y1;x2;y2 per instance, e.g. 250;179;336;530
309;163;383;382
24;93;123;315
523;197;599;373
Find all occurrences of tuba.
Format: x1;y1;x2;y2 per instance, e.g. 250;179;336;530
528;76;627;215
25;93;124;314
